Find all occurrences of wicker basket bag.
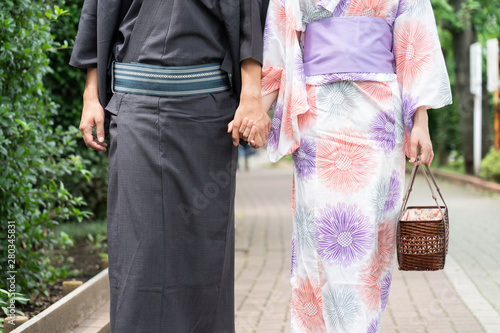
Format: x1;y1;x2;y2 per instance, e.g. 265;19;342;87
397;159;449;271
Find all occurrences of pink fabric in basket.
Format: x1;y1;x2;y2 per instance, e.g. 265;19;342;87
402;208;443;221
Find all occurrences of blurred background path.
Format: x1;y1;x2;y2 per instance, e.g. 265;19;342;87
234;151;500;332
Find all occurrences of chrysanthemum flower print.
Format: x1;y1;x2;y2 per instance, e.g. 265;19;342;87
297;85;317;131
291;234;297;277
380;272;392;311
274;0;299;47
378;218;396;272
402;92;418;132
323;284;362;331
291;277;326;332
346;0;392;19
294;204;316;251
332;0;351;17
316;203;373;267
301;0;331;24
317;81;359;119
293;136;316;181
282;84;307;140
369;110;396;153
357;81;393;107
372;170;401;221
317;129;375;193
261;65;283;96
357;253;382;311
394;18;435;89
368;318;379;333
267;102;283;151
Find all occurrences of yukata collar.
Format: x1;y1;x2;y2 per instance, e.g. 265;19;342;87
316;0;341;12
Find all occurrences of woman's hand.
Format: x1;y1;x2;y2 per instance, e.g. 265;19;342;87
409;106;433;166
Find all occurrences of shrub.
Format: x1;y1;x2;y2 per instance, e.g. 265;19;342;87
0;0;90;305
46;0;109;221
480;147;500;183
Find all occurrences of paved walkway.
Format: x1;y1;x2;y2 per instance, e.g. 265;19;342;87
72;153;500;332
234;164;499;332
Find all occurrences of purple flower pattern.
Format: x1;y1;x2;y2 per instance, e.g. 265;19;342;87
372;171;401;222
332;0;351;16
402;93;418;132
268;103;283;150
316;203;373;267
381;272;392;311
367;318;379;333
385;172;401;213
263;19;274;53
293;137;316;181
370;110;396;153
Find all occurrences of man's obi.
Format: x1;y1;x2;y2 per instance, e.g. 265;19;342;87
303;17;395;76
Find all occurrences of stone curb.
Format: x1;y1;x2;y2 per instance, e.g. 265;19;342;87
431;169;500;194
10;269;110;333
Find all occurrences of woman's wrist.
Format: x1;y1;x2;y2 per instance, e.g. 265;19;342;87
413;106;428;127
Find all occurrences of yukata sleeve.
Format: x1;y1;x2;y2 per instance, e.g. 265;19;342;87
262;0;309;162
393;0;452;156
240;0;269;64
69;0;98;69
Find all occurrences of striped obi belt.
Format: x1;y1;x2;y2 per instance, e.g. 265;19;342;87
111;62;231;97
303;17;395;76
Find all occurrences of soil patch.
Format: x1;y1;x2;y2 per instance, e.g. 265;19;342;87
18;241;106;319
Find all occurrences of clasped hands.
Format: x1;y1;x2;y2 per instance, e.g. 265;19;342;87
228;94;271;149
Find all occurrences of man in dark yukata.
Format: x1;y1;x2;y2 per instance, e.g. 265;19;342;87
70;0;270;331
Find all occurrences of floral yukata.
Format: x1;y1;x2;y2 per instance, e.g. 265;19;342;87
261;0;452;331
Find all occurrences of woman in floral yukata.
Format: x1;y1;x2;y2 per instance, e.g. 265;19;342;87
245;0;453;331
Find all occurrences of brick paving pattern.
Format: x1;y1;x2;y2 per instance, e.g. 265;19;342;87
234;167;487;333
73;161;500;332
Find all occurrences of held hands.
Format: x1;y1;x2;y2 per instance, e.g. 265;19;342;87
228;94;271;148
228;59;271;149
409;106;433;166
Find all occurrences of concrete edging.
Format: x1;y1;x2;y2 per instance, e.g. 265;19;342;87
432;169;500;194
11;269;110;333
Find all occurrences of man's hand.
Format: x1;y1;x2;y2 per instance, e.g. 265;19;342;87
79;68;107;152
229;59;271;149
409;106;433;166
80;99;107;152
229;94;270;148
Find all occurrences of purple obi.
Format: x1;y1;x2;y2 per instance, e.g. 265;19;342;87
303;16;395;76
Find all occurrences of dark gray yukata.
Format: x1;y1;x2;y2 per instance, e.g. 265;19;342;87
70;0;268;332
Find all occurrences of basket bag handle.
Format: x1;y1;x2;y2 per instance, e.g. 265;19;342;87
397;157;448;222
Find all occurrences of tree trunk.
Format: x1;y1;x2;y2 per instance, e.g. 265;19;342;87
451;0;476;174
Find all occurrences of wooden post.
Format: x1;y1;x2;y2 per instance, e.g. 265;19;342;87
62;280;83;296
3;315;29;333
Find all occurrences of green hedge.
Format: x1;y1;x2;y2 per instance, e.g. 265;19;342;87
46;0;109;221
480;147;500;183
0;0;89;306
